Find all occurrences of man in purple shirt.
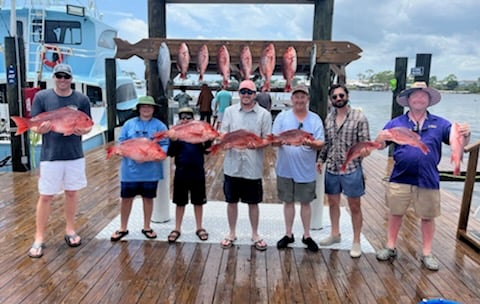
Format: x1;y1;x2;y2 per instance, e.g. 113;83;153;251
375;82;471;271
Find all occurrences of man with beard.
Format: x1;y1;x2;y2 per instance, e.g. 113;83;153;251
317;84;371;258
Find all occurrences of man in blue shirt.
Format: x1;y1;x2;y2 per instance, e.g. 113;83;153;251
375;82;471;270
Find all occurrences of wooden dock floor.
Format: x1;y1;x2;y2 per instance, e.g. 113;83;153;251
0;144;479;303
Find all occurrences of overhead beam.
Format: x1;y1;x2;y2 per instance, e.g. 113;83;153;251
163;0;316;3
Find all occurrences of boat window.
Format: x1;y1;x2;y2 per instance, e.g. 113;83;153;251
86;85;103;106
98;30;116;49
32;20;81;45
116;83;137;103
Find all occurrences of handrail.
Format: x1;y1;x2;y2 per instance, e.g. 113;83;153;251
456;140;480;251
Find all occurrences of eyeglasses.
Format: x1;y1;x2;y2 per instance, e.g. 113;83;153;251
55;73;71;80
297;122;303;130
331;93;345;100
180;114;193;120
239;88;255;95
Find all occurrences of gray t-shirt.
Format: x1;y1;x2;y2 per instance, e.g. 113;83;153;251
31;88;91;161
174;92;192;108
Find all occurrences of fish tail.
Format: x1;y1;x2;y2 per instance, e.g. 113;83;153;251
208;144;221;155
284;83;292;92
10;116;29;135
453;165;460;176
106;147;116;160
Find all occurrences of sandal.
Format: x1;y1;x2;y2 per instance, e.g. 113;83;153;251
28;242;45;258
141;229;157;239
253;239;267;251
110;230;129;242
168;230;181;243
64;233;82;247
196;228;209;241
220;237;236;249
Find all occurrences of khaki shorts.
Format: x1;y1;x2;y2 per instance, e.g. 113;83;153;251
385;182;441;218
277;176;316;203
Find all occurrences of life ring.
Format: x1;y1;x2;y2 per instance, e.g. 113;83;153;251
42;45;63;68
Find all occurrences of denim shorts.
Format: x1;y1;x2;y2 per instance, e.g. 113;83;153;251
325;167;365;198
121;181;159;199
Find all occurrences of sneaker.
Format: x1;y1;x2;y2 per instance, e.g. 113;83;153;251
302;236;319;252
350;242;362;258
376;247;397;261
421;255;439;271
319;234;341;246
277;235;295;249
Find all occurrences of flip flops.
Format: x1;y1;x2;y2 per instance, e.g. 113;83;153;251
196;228;209;241
141;229;157;239
28;242;45;258
64;233;82;247
252;239;268;251
220;237;237;249
168;230;181;243
110;230;129;242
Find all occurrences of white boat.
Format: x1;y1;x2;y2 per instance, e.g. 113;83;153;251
0;0;139;171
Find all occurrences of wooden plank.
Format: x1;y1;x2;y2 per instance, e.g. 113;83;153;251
114;38;362;67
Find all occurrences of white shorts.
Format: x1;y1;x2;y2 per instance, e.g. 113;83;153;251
38;158;87;195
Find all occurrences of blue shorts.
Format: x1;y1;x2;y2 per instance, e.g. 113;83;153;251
325;167;365;198
223;174;263;204
121;181;159;199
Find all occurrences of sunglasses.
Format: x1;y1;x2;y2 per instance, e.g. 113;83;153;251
331;93;345;100
297;122;303;130
55;73;72;80
239;88;255;95
179;114;193;120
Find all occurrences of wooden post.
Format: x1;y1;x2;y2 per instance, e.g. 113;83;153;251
388;57;408;156
311;0;333;121
414;53;432;84
147;0;168;125
105;58;117;142
5;36;31;171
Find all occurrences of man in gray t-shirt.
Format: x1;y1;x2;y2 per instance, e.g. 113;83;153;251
174;86;192;109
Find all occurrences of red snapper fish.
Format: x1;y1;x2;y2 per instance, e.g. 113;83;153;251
260;43;276;92
450;122;465;176
106;137;167;163
267;129;314;146
153;120;220;144
217;45;230;88
239;45;253;80
177;42;190;80
340;141;382;172
383;127;429;154
282;46;297;92
209;129;269;155
197;44;209;82
10;106;93;136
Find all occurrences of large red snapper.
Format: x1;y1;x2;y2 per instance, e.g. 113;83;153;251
239;45;252;80
197;44;209;82
209;129;269;155
282;46;297;92
449;122;465;176
153;120;219;144
340;141;381;172
267;129;314;146
10;106;93;136
259;43;276;92
383;127;429;154
106;137;167;163
177;42;190;80
217;45;230;88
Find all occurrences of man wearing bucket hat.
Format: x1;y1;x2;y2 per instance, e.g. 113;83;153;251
166;106;212;243
375;81;471;270
110;96;169;242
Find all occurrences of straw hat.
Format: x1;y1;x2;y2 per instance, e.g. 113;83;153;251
396;81;441;107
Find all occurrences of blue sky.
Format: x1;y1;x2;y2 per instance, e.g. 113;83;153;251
41;1;480;81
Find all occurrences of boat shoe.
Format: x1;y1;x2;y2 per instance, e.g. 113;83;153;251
319;234;341;246
421;254;440;271
376;247;397;261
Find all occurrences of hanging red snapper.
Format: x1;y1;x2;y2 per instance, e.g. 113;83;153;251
449;122;465;176
10;106;93;136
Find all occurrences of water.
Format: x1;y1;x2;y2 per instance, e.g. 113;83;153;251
348;90;480;220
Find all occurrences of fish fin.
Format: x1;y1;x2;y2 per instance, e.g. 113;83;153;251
106;147;115;160
420;143;430;154
208;144;221;155
10;116;29;135
340;163;347;172
153;131;168;142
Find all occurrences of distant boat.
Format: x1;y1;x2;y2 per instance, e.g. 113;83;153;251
0;1;138;170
